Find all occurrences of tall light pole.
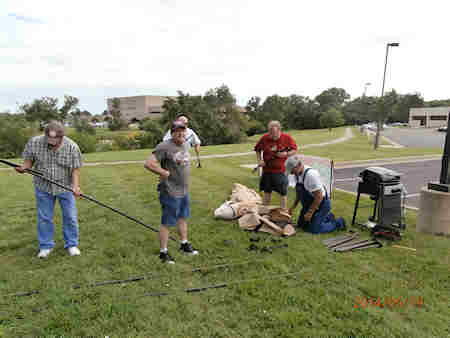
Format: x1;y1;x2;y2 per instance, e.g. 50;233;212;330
374;42;399;150
363;82;371;97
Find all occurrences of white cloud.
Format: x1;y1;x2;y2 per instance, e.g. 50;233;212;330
1;0;449;113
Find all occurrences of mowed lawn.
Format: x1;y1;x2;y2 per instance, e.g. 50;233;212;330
0;128;449;337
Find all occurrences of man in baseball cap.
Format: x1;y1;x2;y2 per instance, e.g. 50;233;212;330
286;155;345;234
170;120;187;132
144;119;199;264
163;114;202;167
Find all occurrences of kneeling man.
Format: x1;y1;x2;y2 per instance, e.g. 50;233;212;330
286;155;345;234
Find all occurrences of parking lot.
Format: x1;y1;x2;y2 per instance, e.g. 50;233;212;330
381;127;446;148
334;158;441;210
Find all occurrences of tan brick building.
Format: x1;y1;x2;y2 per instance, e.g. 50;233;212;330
409;107;450;128
106;95;176;122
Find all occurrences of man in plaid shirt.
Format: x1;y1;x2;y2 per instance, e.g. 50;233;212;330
15;121;83;258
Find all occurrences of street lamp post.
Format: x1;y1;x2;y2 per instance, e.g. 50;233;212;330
374;42;399;150
363;82;371;97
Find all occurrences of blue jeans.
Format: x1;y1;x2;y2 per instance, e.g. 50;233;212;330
159;193;190;226
35;187;79;249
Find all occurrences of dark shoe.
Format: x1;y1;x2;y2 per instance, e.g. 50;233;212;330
159;252;175;264
180;242;199;255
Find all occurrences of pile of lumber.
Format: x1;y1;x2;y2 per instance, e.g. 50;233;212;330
214;183;296;237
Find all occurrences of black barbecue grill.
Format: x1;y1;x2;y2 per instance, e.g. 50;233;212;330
352;167;406;230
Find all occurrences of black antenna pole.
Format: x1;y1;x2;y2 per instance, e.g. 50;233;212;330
0;159;175;241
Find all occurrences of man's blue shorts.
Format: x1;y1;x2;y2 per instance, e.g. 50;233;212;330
159;193;190;227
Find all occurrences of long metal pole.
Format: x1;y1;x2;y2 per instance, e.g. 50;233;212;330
381;44;390;97
363;82;371;97
374;44;390;150
0;159;176;241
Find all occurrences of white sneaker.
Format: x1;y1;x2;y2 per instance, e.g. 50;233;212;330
67;246;81;256
37;248;52;258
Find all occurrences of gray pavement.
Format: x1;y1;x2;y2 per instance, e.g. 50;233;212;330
382;127;446;148
334;158;442;209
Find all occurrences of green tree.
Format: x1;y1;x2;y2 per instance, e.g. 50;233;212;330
73;118;96;135
315;87;350;112
283;95;320;130
108;98;127;131
0;113;36;158
245;96;262;120
160;92;203;128
139;118;164;145
198;86;247;145
161;86;247;145
203;84;236;107
390;92;424;123
21;97;59;128
424;99;450;107
21;95;79;128
319;108;345;131
343;96;376;125
259;95;289;127
59;95;79;121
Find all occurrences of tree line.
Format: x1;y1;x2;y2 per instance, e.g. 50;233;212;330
0;85;447;158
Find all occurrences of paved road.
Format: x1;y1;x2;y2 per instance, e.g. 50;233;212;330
334;158;442;210
382;127;446;148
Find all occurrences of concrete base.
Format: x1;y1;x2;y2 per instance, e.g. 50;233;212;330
417;186;450;235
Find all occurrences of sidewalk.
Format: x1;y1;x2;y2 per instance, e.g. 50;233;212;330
82;127;356;166
0;127;440;170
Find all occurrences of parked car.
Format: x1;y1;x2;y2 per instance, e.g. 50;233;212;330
437;126;447;132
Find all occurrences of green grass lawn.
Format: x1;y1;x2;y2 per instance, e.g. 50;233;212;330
80;127;349;163
1;127;441;167
0;134;449;336
68;126;444;163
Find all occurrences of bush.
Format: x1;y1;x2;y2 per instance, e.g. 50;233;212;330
139;119;164;143
67;132;97;153
0;116;36;158
246;119;266;136
95;140;115;152
73;118;96;135
112;134;140;151
134;132;158;149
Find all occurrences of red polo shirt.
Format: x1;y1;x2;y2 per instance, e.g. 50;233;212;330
254;133;297;173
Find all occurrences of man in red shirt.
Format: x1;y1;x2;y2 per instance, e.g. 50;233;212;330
254;120;297;209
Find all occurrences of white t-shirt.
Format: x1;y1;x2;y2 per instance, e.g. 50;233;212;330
296;165;326;196
163;128;201;147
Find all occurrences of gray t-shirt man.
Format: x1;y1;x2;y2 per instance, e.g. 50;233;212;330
152;140;190;197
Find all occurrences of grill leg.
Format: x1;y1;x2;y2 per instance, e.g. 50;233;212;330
369;197;378;222
352;192;361;225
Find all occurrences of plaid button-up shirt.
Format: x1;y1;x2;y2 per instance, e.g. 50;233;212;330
22;135;82;195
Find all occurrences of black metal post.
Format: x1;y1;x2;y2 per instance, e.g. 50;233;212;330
440;112;450;184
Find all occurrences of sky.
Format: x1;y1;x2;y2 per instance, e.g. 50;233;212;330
1;0;449;114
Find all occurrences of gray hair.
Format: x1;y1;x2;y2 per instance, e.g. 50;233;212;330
268;120;281;129
44;120;65;137
284;155;303;176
